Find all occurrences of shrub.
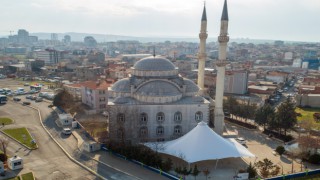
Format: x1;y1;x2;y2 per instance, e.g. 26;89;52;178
276;146;285;155
0;153;7;162
308;154;320;164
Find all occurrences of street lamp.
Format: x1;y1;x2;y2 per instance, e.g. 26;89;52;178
277;162;283;175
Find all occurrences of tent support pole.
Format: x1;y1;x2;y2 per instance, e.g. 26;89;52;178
215;159;219;169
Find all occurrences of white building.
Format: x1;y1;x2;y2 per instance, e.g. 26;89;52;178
108;56;210;143
224;70;248;95
8;156;23;170
34;49;64;65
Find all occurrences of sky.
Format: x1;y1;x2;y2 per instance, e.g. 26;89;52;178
1;0;320;42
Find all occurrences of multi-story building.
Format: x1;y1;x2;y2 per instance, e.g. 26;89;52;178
75;66;104;81
224;70;248;95
81;80;111;114
34;49;65;65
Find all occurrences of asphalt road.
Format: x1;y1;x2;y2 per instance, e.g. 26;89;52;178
0;102;97;180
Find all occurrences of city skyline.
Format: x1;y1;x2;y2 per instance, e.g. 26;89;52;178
1;0;320;42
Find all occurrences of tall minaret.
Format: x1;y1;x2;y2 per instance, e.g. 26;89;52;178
214;0;229;135
197;4;207;94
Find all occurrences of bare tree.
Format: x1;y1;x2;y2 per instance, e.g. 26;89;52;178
0;136;9;163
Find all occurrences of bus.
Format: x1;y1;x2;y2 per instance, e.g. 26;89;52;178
30;85;41;91
0;95;7;104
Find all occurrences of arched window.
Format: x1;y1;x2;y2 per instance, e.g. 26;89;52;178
174;112;182;123
157;112;165;123
156;126;164;136
140;113;148;124
117;113;125;123
139;127;148;137
195;111;203;122
117;128;124;139
174;125;182;135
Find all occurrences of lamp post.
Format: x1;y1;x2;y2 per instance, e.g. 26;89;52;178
277;162;283;175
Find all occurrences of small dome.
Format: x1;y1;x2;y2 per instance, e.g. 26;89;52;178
137;81;181;96
111;78;131;92
184;79;199;93
133;56;176;71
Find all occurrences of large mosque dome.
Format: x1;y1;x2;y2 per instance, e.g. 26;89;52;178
109;55;200;104
133;56;176;71
131;56;179;77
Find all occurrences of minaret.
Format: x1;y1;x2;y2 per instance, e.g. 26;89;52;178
214;0;229;135
197;4;207;94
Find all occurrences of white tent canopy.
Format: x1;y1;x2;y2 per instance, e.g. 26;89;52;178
144;122;255;163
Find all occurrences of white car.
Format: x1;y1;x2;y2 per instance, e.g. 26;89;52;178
235;137;246;145
62;128;72;135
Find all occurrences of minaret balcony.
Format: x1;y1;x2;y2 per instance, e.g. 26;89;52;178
215;60;228;67
218;36;229;43
199;33;208;39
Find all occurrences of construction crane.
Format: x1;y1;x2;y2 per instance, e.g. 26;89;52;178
0;30;14;36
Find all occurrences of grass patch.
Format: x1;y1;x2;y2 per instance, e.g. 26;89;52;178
296;107;320;122
2;128;37;149
0;117;13;125
21;172;34;180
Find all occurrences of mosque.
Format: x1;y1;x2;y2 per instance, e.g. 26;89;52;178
107;0;229;143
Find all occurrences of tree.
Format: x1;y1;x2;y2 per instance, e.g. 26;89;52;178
53;88;75;111
255;104;275;130
162;158;173;172
255;158;280;178
0;137;9;163
202;168;210;180
276;146;285;155
246;162;257;179
192;164;200;180
275;99;297;135
224;96;239;119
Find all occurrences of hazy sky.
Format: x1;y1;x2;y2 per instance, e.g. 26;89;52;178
1;0;320;42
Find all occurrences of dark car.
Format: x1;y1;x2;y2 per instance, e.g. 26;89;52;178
22;101;31;105
13;97;21;101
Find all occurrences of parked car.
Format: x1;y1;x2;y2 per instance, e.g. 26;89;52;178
31;96;37;100
235;137;246;145
13;97;21;101
22;101;31;105
62;128;72;135
26;95;32;99
35;97;43;102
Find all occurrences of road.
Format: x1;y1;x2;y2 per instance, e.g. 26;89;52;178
1;79;165;180
0;102;97;180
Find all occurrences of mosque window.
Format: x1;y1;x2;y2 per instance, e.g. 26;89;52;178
157;112;165;123
156;126;164;136
140;113;148;124
174;125;182;135
195;111;203;122
174;112;182;123
117;113;125;123
117;128;124;139
140;127;148;137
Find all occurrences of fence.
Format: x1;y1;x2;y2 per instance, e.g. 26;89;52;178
266;169;320;180
101;147;180;180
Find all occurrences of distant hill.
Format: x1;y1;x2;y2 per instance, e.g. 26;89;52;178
30;32;283;44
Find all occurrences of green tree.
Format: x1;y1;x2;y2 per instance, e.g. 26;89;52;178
224;96;239;119
255;104;275;130
246;162;257;178
275;99;297;135
192;164;200;180
255;158;280;178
